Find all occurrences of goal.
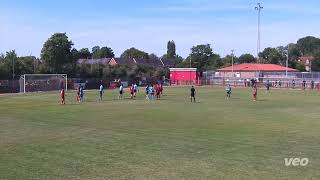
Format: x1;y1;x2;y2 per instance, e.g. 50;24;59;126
19;74;67;93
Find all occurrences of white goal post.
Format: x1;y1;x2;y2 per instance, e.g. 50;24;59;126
20;74;68;93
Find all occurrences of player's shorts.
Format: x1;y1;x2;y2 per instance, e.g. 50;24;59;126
134;90;137;93
99;91;103;96
130;92;134;95
119;90;123;95
191;93;195;97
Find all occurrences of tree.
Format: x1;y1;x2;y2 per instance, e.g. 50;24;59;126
71;48;80;60
4;50;19;79
92;46;100;59
98;46;114;58
78;48;91;59
17;56;37;75
185;44;222;70
312;52;320;71
259;47;286;64
277;46;296;66
297;36;320;56
91;46;114;59
149;53;159;59
238;53;255;64
172;55;184;67
287;43;301;61
65;48;81;77
0;52;14;79
120;47;149;59
167;40;176;58
187;44;213;71
41;33;73;73
222;54;238;67
288;60;305;72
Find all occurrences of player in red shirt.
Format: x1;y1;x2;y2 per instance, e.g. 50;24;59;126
76;86;80;102
130;84;134;99
160;83;163;95
253;84;258;101
60;88;65;105
156;83;161;100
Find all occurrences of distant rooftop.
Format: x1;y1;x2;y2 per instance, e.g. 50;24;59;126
77;58;111;65
218;63;298;72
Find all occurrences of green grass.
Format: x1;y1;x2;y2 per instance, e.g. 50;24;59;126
1;87;320;179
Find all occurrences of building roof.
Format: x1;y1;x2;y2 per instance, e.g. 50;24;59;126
77;58;111;65
111;58;135;65
170;68;197;72
160;58;175;68
134;58;163;67
217;63;298;72
109;58;174;68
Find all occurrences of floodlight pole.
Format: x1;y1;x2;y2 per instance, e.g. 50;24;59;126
190;56;192;84
286;44;289;77
65;74;68;91
23;75;26;93
231;50;235;77
255;3;263;64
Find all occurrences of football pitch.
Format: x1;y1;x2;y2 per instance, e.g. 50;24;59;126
0;87;320;179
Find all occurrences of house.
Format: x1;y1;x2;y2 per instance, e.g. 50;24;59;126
77;58;111;65
298;56;315;72
109;58;135;66
217;63;298;78
109;57;174;68
134;58;163;67
77;57;175;68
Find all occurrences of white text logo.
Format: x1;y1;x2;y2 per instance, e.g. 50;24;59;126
284;158;309;166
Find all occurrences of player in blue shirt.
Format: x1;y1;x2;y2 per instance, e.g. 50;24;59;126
79;85;84;103
145;84;149;100
149;84;155;100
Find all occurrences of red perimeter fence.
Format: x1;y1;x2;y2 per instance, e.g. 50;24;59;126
171;78;320;90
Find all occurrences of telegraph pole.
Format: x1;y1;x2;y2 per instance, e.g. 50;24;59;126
12;56;15;80
255;3;263;63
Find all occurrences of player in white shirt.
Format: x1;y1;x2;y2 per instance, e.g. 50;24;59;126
119;84;124;100
133;83;138;97
99;84;104;101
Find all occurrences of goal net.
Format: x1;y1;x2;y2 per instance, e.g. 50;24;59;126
19;74;67;93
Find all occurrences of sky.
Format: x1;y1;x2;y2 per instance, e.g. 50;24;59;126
0;0;319;58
